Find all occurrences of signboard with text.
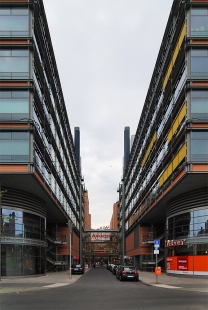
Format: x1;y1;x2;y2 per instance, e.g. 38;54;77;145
91;232;111;241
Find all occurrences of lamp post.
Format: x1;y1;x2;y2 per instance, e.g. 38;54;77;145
121;178;125;265
67;219;73;279
79;177;84;266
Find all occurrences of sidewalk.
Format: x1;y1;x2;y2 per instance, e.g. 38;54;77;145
139;271;208;293
0;269;207;294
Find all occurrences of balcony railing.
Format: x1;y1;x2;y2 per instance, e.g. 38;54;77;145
142;254;164;265
142;228;164;243
46;232;66;244
46;251;67;265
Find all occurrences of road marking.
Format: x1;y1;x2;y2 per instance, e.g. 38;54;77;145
44;283;69;288
153;284;182;289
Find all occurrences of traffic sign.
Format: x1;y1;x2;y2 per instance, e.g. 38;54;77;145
154;249;159;254
154;240;160;248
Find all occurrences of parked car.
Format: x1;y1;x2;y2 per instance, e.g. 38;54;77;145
112;265;119;275
107;263;112;270
71;264;85;274
109;264;115;272
116;266;139;281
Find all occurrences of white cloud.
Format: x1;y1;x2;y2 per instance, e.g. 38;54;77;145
43;0;173;228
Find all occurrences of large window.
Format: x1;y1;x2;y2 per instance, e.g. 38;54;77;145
0;90;29;121
1;244;45;276
191;90;208;119
0;131;29;162
0;49;29;79
167;208;208;256
1;208;45;241
0;8;29;37
191;49;208;79
191;8;208;37
191;131;208;162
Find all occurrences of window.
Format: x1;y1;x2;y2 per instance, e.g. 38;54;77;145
191;131;208;162
191;8;208;37
0;90;29;121
0;131;29;162
191;90;208;119
167;208;208;255
0;49;29;79
0;8;29;37
191;49;208;78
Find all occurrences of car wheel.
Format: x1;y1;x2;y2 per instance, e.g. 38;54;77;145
135;278;138;282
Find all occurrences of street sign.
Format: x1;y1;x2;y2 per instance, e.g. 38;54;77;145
154;240;160;248
154;249;159;254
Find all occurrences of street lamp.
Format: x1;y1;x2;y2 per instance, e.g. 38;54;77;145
79;176;84;266
67;219;73;279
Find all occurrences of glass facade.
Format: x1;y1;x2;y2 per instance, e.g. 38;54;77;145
0;1;83;277
191;49;208;79
191;90;208;119
0;49;29;79
191;8;208;37
1;245;45;276
191;131;208;162
118;2;208;274
167;208;208;257
0;90;29;121
1;208;46;276
1;208;45;240
0;131;29;162
0;8;29;37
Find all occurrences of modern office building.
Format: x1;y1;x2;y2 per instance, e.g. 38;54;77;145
0;0;84;276
118;0;208;275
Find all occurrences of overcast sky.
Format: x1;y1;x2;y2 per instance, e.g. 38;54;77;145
43;0;173;229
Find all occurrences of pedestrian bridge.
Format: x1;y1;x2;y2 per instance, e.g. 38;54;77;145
83;230;120;265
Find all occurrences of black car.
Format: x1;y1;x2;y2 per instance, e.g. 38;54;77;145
116;265;139;281
71;264;85;274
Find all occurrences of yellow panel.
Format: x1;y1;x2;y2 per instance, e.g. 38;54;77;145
172;156;178;171
160;143;186;187
163;168;168;182
141;132;157;167
178;24;186;47
172;44;178;64
168;127;173;143
162;23;186;90
178;144;186;162
159;175;163;187
172;117;179;135
179;103;186;123
167;162;172;177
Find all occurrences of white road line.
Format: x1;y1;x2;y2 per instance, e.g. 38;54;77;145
43;283;70;288
152;284;182;289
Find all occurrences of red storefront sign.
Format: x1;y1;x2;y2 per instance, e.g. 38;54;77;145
177;256;188;271
165;239;185;247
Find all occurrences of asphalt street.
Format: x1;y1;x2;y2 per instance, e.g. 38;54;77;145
1;267;208;310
